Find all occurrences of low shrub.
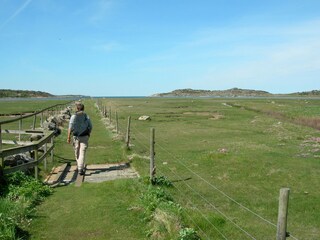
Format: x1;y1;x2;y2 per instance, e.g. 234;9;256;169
151;176;173;187
179;228;200;240
0;171;52;239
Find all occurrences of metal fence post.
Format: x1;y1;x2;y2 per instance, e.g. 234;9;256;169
276;188;290;240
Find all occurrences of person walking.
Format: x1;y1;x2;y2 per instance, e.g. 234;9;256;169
67;102;92;175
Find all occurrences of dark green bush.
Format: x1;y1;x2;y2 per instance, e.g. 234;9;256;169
179;228;200;240
151;176;173;187
0;171;52;239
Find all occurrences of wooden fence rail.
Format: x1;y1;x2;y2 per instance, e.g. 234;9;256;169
0;100;73;178
0;102;72;125
1;131;55;176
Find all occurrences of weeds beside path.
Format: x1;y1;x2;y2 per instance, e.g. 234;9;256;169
28;100;146;240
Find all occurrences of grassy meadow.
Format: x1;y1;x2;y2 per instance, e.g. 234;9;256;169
0;99;72;115
1;97;319;239
103;97;320;239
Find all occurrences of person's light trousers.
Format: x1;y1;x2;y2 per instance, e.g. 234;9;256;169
73;135;89;171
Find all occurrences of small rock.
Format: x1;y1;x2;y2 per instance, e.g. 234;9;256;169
30;134;43;142
218;148;228;153
4;154;33;167
138;115;151;121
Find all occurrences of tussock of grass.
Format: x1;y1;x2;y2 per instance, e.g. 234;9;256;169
140;178;201;240
149;208;181;239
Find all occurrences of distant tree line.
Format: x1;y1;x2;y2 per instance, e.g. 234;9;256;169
0;89;54;98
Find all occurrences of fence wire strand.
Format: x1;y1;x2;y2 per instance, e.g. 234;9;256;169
98;102;300;240
130;125;257;239
158;167;229;240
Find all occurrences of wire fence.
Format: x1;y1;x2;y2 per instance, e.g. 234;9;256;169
95;100;301;240
130;123;259;239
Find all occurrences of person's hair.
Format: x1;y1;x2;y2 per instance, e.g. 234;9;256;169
76;102;84;111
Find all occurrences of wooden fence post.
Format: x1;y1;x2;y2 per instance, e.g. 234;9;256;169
126;116;131;148
276;188;290;240
115;111;119;134
150;128;156;182
19;113;22;141
41;112;44;128
44;143;47;171
32;113;37;130
50;136;54;162
34;149;39;180
109;107;112;124
0;124;2;151
0;124;3;175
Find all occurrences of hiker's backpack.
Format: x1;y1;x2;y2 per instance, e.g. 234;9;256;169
72;113;91;136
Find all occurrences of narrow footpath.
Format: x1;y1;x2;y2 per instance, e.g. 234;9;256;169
27;99;146;240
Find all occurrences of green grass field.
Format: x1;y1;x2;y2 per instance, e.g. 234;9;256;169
1;97;319;239
103;97;320;239
0;99;72;115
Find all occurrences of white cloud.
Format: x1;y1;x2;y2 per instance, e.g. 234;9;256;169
132;18;320;92
0;0;32;30
197;30;320;91
91;42;123;52
89;0;113;24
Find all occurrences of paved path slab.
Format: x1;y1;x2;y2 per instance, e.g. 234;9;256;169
85;163;139;183
45;163;139;186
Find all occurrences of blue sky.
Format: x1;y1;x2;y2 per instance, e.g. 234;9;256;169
0;0;319;96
